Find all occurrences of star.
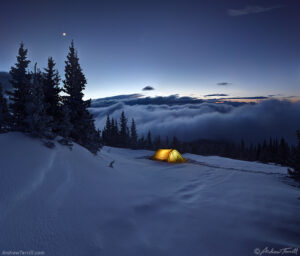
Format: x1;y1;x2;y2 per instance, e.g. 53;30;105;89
62;32;67;37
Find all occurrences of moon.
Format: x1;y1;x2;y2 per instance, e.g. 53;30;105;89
62;32;67;37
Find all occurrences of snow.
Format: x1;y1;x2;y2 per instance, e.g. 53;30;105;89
0;132;299;256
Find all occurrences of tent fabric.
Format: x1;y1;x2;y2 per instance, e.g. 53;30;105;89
152;149;186;163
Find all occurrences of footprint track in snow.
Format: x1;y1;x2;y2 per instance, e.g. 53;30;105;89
177;180;202;193
175;179;205;203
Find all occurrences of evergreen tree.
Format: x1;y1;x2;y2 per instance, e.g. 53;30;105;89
119;111;128;146
102;115;111;144
248;143;254;161
59;104;73;139
260;139;268;162
153;135;161;149
296;131;300;167
63;41;101;153
293;131;300;169
279;137;289;165
269;137;277;162
8;43;31;131
171;136;180;149
138;135;146;149
130;118;138;148
288;131;300;179
0;84;10;132
25;63;49;137
269;137;273;149
165;136;169;148
84;125;102;153
147;130;152;149
43;57;61;133
240;139;245;159
111;118;119;146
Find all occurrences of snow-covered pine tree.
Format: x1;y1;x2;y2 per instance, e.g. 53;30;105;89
7;43;31;131
43;57;61;133
25;63;50;137
63;41;101;153
0;84;10;132
130;118;137;148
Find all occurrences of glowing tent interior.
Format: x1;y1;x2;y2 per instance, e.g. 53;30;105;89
152;149;186;163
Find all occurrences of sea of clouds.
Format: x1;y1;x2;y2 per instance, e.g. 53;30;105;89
90;95;300;144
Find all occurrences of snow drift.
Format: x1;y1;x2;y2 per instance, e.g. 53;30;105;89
0;133;300;256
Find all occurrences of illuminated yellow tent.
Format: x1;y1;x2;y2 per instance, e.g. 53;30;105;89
152;149;186;163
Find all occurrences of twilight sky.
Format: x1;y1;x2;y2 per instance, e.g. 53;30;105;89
0;0;299;99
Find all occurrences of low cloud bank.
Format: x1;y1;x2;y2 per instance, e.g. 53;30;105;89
142;86;155;91
217;82;231;86
90;98;300;145
228;5;283;16
204;94;228;97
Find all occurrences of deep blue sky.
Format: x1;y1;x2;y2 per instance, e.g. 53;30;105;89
0;0;299;99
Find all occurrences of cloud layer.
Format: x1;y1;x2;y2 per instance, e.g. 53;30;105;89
217;82;231;86
142;86;155;91
228;5;283;16
204;94;228;97
90;96;300;145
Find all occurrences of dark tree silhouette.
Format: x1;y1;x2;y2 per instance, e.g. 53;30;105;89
25;63;49;137
111;118;119;146
130;118;138;148
102;115;111;145
138;135;146;149
165;136;169;148
153;135;161;149
7;43;31;131
0;84;10;132
63;41;101;153
119;111;128;146
43;57;61;133
171;136;180;149
147;130;152;149
59;104;73;140
288;131;300;179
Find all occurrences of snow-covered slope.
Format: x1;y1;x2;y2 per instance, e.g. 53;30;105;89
0;133;299;256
